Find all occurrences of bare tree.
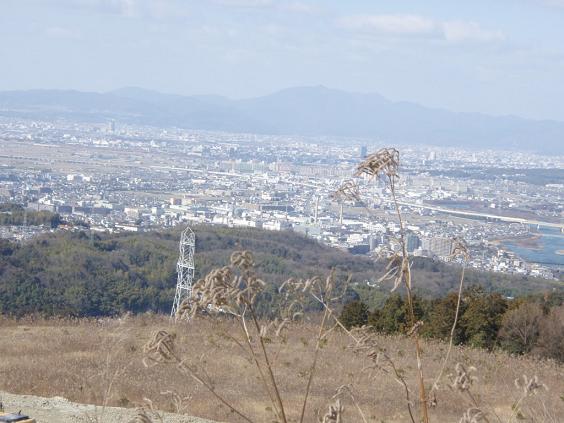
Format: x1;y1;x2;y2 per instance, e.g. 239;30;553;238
499;302;543;355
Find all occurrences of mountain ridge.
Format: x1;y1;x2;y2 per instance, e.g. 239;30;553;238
1;86;562;153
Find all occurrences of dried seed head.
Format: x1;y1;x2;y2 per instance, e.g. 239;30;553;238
279;276;322;295
514;375;547;397
348;326;380;361
189;267;236;315
406;320;424;337
449;238;470;262
354;148;400;180
142;330;176;367
189;253;267;316
321;399;344;423
175;296;193;320
450;363;478;392
334;384;352;398
258;316;292;339
378;253;408;292
333;179;361;202
459;407;487;423
324;271;335;292
230;250;254;269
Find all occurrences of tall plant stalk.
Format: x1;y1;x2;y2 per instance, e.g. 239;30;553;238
248;304;288;423
389;176;430;423
430;259;466;395
299;289;332;423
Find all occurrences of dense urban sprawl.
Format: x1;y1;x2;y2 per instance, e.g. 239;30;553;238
0;117;562;280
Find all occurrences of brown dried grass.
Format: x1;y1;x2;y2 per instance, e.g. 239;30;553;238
0;315;562;422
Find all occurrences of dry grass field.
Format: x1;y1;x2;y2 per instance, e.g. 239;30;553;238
0;315;562;423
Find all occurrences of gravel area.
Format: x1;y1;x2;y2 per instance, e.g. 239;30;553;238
0;391;218;423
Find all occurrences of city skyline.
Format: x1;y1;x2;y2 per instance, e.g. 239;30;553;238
1;118;562;278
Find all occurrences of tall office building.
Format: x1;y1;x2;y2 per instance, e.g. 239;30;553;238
406;233;421;253
421;237;452;257
360;145;367;158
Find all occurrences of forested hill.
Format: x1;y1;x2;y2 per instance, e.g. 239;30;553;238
0;225;561;317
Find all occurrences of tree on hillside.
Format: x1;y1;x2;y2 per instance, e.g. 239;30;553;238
533;305;564;361
368;294;426;334
339;300;368;329
498;301;543;354
460;289;508;349
423;292;467;344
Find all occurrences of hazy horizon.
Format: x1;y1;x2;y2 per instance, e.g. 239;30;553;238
2;0;564;122
6;84;564;125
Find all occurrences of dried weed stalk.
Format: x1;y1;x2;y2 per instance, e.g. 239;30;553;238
153;251;288;422
347;326;416;423
510;375;548;422
143;328;255;423
276;271;351;422
147;250;356;422
449;363;501;423
333;385;368;423
133;147;556;423
81;326;135;423
337;147;430;423
430;238;470;395
459;407;487;423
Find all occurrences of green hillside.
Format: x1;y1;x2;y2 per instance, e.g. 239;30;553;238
0;225;561;317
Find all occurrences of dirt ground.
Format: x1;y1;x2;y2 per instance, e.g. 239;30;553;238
0;390;218;423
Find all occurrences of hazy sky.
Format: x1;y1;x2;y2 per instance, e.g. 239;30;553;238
2;0;564;121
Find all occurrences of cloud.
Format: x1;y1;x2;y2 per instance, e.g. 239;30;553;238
281;1;318;14
339;14;436;36
212;0;273;7
58;0;138;16
339;14;505;44
542;0;564;6
442;21;505;43
36;0;189;19
211;0;317;13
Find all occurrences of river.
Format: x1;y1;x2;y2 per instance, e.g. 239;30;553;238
502;227;564;267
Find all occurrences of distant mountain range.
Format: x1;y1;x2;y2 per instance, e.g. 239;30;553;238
0;85;562;153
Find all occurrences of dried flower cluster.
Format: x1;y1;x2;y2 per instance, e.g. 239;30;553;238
348;326;380;361
332;179;361;202
230;250;255;269
279;276;322;296
448;238;470;262
450;363;478;392
177;251;266;319
354;148;400;180
378;253;409;292
406;320;424;337
514;374;547;397
142;330;176;367
459;407;487;423
321;399;344;423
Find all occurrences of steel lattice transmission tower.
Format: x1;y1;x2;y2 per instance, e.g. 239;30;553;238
171;226;195;317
